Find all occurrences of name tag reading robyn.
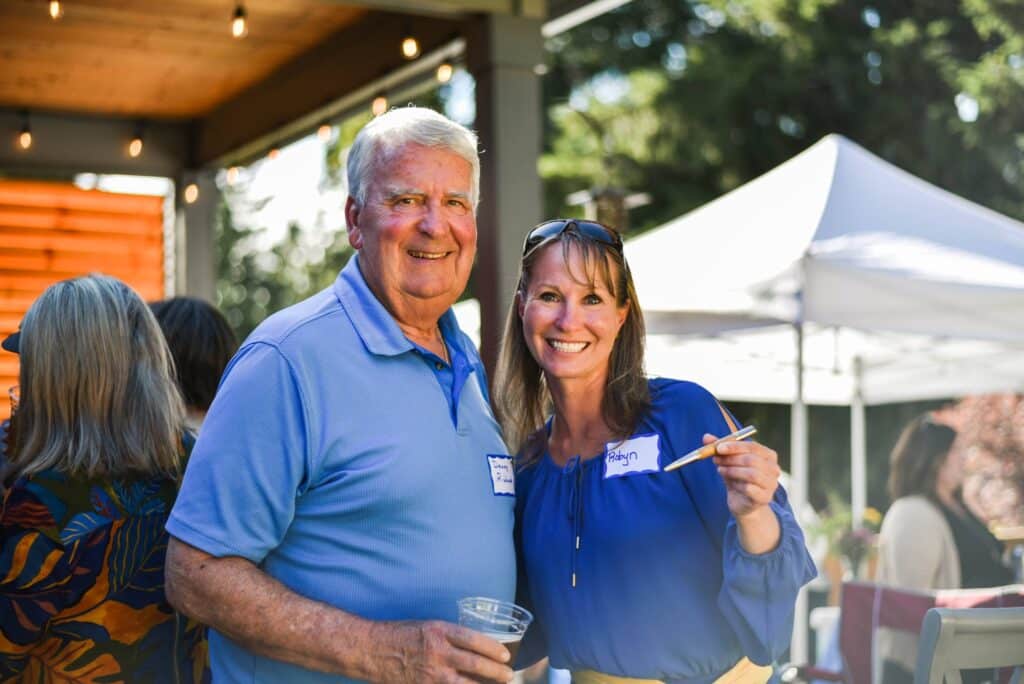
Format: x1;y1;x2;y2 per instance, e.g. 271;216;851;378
604;434;661;478
487;455;515;496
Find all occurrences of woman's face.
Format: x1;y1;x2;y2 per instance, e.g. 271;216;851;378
518;243;628;387
935;448;963;497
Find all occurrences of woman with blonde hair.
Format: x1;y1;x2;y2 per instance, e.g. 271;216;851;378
495;220;816;683
0;275;207;682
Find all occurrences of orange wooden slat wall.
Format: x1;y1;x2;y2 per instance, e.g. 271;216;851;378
0;180;165;420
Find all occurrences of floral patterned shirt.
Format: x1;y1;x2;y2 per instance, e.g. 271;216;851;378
0;468;208;683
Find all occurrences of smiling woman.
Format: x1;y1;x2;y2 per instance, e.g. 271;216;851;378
496;221;645;460
518;236;628;400
493;219;817;684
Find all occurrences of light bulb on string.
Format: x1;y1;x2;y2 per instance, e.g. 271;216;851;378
17;113;32;150
128;124;144;158
126;120;145;158
231;4;248;38
184;183;199;204
401;35;420;60
226;166;239;185
267;148;280;160
371;93;388;117
48;0;63;20
317;124;332;142
436;62;454;84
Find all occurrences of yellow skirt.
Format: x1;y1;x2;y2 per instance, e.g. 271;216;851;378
572;657;772;684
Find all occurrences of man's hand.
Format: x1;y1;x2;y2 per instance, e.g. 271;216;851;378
366;621;514;683
166;538;514;682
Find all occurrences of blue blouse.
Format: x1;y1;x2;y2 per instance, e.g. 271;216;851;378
514;378;816;683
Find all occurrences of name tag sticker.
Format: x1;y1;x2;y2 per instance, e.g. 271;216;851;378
487;455;515;496
604;434;661;479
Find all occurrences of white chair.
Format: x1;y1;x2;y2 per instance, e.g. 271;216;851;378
913;607;1024;684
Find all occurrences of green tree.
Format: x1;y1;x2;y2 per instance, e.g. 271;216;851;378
214;187;352;340
542;0;1024;229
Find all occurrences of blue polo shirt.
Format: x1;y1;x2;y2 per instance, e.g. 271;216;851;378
167;255;516;683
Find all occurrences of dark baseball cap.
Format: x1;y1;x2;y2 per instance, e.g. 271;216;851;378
2;329;19;354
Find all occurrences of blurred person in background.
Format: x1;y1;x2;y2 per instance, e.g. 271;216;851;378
0;274;207;681
875;414;1013;684
0;332;18;481
150;296;238;432
495;219;816;684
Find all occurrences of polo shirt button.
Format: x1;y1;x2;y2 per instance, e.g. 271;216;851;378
435;362;444;370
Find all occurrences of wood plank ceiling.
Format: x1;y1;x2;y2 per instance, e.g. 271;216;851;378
0;0;368;119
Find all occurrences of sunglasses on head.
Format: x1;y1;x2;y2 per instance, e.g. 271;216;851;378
521;219;623;257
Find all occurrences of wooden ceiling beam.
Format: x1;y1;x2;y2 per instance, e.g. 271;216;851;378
0;109;190;178
0;2;365;119
194;11;464;167
319;0;549;19
320;0;517;17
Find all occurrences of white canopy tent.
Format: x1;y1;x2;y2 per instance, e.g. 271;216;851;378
644;326;1024;406
625;133;1024;660
628;132;1024;518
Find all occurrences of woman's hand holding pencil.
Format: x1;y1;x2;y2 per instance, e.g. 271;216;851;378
706;428;780;520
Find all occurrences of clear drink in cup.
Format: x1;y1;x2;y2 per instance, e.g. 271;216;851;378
456;596;533;663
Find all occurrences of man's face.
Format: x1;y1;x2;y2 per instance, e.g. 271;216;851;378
346;143;477;323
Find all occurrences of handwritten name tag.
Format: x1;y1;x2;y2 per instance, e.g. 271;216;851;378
604;434;661;479
487;455;515;496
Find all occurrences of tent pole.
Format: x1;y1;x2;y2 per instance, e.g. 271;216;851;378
851;356;866;528
791;322;809;664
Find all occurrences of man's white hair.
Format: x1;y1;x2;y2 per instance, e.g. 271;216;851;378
346;106;481;210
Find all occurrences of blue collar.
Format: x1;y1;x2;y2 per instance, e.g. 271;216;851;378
333;254;469;359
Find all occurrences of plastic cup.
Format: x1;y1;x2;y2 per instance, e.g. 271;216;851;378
457;596;533;662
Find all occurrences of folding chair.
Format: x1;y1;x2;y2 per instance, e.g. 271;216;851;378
913;607;1024;684
785;582;1024;684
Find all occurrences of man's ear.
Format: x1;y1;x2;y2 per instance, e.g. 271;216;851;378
345;197;363;249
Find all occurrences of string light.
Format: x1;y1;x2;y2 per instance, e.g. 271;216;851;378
231;4;248;39
226;166;239;185
123;120;146;158
267;148;280;160
184;183;199;204
371;93;388;117
317;124;332;142
436;62;454;84
401;35;420;60
128;123;144;158
17;113;32;150
48;0;63;20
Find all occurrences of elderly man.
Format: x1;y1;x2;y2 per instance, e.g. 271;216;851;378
165;107;516;683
